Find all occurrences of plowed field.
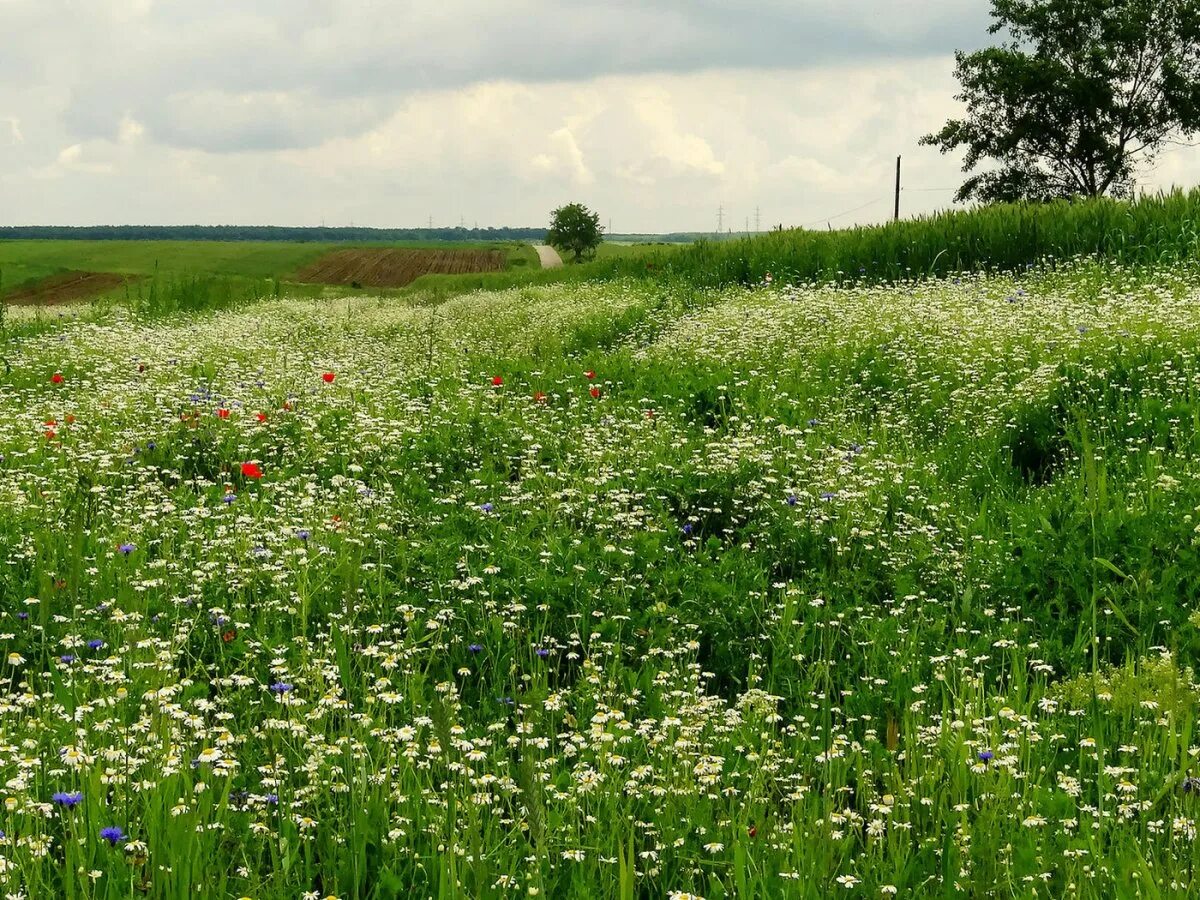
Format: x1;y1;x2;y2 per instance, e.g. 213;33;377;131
3;271;130;305
295;248;505;287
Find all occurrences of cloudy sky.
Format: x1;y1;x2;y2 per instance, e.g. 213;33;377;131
2;0;1199;233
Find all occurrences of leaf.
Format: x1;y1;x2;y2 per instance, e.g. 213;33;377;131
1094;556;1129;580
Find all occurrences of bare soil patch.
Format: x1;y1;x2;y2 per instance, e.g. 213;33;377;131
3;271;131;306
296;248;505;288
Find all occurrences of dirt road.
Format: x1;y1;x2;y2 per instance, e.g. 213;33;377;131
533;245;563;269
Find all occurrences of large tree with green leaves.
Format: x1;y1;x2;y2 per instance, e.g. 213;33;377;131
922;0;1200;203
546;203;603;263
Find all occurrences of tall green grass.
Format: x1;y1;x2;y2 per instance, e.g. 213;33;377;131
613;188;1200;288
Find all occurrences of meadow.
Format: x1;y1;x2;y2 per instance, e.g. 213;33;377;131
0;240;538;307
3;235;1200;898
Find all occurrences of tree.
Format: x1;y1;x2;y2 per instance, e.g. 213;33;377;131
921;0;1200;203
546;203;603;263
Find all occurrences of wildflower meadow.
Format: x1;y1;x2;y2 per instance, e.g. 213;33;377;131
4;259;1200;898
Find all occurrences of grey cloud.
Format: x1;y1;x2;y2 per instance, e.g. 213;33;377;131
3;0;990;152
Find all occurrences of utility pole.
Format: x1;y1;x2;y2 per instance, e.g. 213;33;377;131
894;156;901;223
745;216;749;234
428;215;434;229
717;204;723;237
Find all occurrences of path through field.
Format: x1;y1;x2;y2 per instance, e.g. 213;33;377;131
533;244;563;268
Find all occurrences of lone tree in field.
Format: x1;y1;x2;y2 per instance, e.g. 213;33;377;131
922;0;1200;202
546;203;603;263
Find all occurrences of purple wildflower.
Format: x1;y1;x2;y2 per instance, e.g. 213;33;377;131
52;791;83;809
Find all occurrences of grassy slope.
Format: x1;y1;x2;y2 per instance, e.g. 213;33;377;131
4;265;1200;896
615;187;1200;287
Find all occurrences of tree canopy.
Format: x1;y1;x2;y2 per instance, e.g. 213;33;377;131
546;203;603;263
922;0;1200;202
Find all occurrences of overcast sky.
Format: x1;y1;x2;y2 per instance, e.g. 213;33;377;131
2;0;1199;233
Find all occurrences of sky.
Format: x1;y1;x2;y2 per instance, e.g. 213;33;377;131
2;0;1200;233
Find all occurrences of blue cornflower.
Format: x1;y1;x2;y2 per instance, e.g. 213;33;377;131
468;644;483;654
806;418;820;427
479;502;493;513
59;655;75;664
52;791;83;809
682;523;693;535
535;648;550;659
118;542;135;555
223;493;236;505
269;682;294;694
978;750;994;763
295;529;311;541
87;639;104;650
265;793;279;805
99;826;125;846
786;495;797;506
820;491;838;500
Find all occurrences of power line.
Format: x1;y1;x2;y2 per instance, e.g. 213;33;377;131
801;196;887;229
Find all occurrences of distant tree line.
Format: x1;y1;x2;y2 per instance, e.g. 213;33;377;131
0;225;550;243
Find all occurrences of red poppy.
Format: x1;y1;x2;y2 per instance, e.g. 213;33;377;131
240;462;263;480
217;408;230;419
322;372;336;383
44;429;57;441
51;372;64;385
585;371;596;380
491;375;503;386
748;825;757;838
221;629;237;643
590;387;601;399
533;391;547;404
137;363;146;373
65;415;76;425
44;419;57;427
282;402;293;411
646;409;656;419
255;412;268;423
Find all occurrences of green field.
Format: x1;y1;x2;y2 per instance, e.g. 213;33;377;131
4;196;1200;897
552;241;688;264
0;240;539;301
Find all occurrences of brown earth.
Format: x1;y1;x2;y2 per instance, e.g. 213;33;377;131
295;248;506;288
2;271;131;306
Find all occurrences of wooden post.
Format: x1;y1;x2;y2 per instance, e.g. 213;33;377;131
894;156;901;222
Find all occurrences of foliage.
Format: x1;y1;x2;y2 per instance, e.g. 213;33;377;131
0;224;550;243
921;0;1200;202
2;264;1200;895
609;187;1200;288
546;202;604;263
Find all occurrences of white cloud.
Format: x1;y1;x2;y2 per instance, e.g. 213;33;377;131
0;1;1196;230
